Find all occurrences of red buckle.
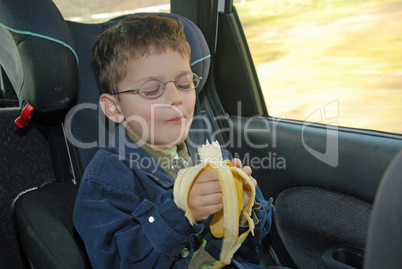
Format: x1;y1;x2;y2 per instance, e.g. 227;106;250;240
14;103;35;128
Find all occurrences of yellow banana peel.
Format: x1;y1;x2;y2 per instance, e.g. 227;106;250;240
173;141;256;267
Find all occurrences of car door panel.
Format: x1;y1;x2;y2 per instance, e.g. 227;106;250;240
228;115;402;267
229;116;402;202
275;186;370;269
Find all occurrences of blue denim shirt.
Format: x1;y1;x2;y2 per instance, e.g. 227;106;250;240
73;126;275;269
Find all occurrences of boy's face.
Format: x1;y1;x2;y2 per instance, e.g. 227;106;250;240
101;49;196;151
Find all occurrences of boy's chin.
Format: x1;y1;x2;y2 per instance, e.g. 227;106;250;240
149;136;188;151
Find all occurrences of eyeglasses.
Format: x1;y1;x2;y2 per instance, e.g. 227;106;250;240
111;72;202;99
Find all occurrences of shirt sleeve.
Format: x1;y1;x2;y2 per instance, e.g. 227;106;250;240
73;152;203;269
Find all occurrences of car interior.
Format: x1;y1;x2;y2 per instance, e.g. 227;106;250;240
1;0;402;268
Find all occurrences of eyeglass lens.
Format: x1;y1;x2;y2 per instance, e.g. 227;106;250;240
140;73;199;99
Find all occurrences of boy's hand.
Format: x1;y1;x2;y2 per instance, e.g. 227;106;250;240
188;169;223;222
231;158;258;226
187;158;257;224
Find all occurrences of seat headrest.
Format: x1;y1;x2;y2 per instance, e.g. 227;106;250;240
103;13;211;94
0;0;78;113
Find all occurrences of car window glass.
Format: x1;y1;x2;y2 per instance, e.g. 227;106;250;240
236;0;402;134
53;0;169;23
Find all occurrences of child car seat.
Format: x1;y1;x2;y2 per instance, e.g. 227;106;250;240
0;0;78;267
2;0;212;268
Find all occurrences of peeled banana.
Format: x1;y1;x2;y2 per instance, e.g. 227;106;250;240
173;141;256;267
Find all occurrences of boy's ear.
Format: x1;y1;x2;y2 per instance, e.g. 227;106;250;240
99;93;124;123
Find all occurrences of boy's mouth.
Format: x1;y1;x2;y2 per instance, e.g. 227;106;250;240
166;116;184;124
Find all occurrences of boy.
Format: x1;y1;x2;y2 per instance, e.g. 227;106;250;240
73;15;275;268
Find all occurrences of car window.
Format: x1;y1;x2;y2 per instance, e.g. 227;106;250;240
53;0;170;23
236;0;402;134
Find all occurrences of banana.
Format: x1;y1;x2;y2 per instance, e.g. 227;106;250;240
173;141;256;267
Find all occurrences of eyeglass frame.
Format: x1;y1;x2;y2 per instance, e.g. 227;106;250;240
111;72;202;99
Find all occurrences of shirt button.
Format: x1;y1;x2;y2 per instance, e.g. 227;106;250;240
181;248;189;258
148;216;155;223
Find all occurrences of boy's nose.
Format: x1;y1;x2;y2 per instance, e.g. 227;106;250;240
164;81;182;104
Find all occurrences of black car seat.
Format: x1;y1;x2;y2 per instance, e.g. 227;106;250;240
0;0;78;267
1;0;211;268
363;149;402;269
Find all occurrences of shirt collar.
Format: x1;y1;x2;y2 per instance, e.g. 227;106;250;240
111;125;175;188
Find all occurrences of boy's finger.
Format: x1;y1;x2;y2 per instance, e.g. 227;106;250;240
249;176;257;188
191;179;221;196
196;192;223;206
195;169;218;183
231;158;242;168
242;176;257;190
241;166;252;177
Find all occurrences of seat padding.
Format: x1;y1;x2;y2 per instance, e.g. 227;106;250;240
0;0;78;113
364;150;402;269
14;183;89;269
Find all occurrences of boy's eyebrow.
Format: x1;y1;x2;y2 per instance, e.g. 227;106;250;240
131;76;153;85
132;70;193;84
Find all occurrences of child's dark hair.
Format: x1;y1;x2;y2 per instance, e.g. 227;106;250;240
92;15;191;94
